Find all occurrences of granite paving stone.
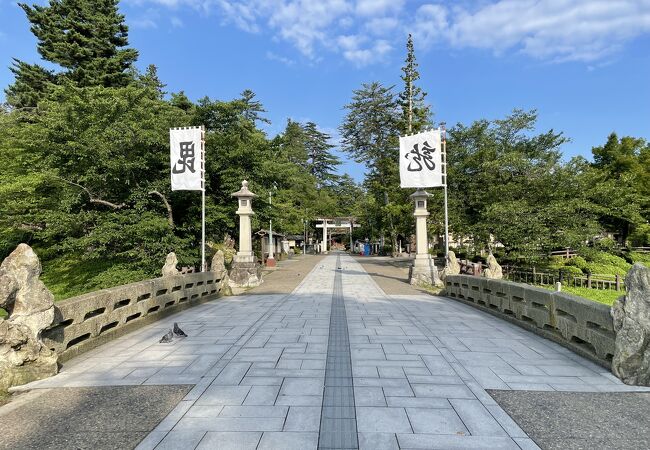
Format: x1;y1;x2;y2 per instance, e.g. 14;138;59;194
356;407;412;433
195;431;262;450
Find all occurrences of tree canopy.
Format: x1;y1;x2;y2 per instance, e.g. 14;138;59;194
1;4;648;299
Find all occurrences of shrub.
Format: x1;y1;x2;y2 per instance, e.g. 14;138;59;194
584;252;631;275
595;237;617;252
566;256;588;272
629;251;650;265
559;265;584;276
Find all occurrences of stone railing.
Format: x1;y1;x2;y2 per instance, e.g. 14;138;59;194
444;275;616;368
42;272;224;361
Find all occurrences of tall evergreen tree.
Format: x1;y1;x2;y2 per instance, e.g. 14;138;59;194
340;82;408;253
303;122;340;188
6;0;138;107
137;64;166;99
278;119;309;168
5;59;57;109
398;34;432;133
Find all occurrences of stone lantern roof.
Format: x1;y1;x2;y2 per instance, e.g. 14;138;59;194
409;188;431;199
231;180;257;198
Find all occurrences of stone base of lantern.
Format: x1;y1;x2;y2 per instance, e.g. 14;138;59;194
229;254;263;288
409;255;443;287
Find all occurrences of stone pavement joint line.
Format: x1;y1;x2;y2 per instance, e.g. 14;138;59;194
318;255;358;450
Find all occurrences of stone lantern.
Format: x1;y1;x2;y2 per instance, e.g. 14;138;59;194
229;180;262;288
409;189;442;287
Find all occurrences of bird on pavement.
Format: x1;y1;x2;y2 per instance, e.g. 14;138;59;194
159;329;174;343
173;322;188;337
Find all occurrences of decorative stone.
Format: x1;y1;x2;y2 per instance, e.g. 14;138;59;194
440;251;461;281
162;252;180;277
220;234;237;264
0;244;58;391
211;250;227;276
211;250;233;296
611;263;650;386
482;254;503;279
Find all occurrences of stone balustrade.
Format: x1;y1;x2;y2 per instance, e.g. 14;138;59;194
42;272;224;361
444;275;616;368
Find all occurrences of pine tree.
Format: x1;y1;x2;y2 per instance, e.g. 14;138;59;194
5;59;57;109
170;91;194;111
137;64;166;99
6;0;138;107
239;89;271;125
303;122;340;188
279;119;309;168
399;34;432;133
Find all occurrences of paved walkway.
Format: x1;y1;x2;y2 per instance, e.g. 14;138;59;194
11;254;649;449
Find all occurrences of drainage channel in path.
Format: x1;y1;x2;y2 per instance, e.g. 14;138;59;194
318;255;359;450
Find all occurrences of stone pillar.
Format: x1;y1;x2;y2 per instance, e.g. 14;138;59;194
229;180;263;288
409;189;442;287
322;219;329;254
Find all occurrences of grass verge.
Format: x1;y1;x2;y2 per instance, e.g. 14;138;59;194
40;256;151;301
543;285;623;306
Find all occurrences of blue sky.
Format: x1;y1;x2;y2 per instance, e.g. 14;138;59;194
1;0;649;181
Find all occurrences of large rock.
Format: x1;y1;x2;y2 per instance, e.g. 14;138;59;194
221;234;237;264
0;244;58;391
441;251;461;281
611;263;650;385
211;250;232;296
161;252;180;277
211;250;227;277
229;262;263;289
482;254;503;279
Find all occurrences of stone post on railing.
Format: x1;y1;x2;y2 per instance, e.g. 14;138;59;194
229;180;263;288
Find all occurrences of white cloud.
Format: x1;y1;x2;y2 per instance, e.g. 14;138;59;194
170;16;184;27
364;16;400;36
411;4;448;47
267;0;351;56
130;0;650;65
418;0;650;62
338;34;392;66
266;51;295;66
355;0;404;17
131;17;158;29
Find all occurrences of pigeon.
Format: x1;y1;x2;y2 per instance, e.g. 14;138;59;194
159;329;174;343
173;322;188;337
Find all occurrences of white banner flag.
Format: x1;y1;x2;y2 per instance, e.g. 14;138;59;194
399;129;444;188
170;127;204;191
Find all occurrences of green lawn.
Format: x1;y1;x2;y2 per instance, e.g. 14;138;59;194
543;285;623;306
40;256;150;301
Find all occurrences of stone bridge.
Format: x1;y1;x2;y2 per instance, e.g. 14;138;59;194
3;254;649;450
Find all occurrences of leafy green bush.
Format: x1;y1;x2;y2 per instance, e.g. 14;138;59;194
583;252;631;275
594;237;617;252
558;265;584;276
629;252;650;265
565;256;588;272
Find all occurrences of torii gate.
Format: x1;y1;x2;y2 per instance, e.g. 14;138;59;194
315;217;360;254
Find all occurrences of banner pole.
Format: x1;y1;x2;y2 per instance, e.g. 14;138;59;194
442;123;449;267
201;125;206;272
